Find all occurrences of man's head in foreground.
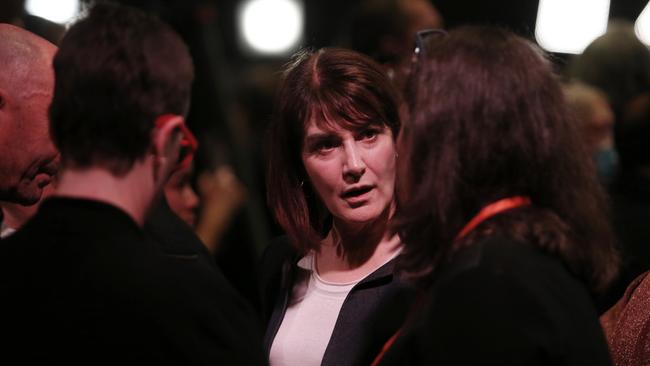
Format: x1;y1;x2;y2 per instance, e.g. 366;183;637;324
50;2;195;216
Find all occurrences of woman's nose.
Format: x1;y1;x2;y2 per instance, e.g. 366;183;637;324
342;141;366;182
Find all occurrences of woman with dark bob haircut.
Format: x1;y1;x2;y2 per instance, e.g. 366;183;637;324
261;48;415;366
375;26;620;365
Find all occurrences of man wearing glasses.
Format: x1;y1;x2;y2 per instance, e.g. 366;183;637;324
0;3;264;364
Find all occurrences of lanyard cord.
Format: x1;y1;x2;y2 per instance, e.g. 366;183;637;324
370;196;532;366
455;196;531;241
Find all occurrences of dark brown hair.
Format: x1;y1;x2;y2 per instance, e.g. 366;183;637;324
267;48;401;252
50;2;194;175
396;26;618;292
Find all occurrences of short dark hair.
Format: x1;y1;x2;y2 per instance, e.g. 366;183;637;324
50;2;194;175
567;21;650;112
567;21;650;170
397;26;618;292
266;48;401;252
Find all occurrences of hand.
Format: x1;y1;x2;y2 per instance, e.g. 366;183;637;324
195;166;247;252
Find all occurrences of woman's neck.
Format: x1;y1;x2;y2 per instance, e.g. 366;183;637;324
315;205;402;283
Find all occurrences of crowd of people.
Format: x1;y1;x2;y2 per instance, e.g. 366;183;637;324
1;1;650;365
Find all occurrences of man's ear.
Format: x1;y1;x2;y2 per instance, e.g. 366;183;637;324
152;114;184;184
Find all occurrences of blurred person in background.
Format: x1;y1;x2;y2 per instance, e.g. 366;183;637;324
164;163;200;227
567;21;650;118
593;31;650;366
163;161;247;253
376;26;618;365
568;20;650;311
262;47;415;366
194;165;247;250
346;0;443;91
563;81;618;186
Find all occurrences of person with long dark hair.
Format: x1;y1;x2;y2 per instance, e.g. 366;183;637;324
377;26;619;365
261;48;415;366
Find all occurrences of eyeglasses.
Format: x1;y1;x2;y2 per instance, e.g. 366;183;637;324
155;114;198;170
407;29;447;102
413;28;447;60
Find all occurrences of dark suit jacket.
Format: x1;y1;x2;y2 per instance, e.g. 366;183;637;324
0;197;265;365
378;235;612;366
259;236;416;366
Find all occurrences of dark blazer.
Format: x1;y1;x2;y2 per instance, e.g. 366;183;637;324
0;197;265;365
260;236;416;366
377;234;613;366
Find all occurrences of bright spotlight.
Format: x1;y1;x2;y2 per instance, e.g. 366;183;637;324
535;0;610;54
238;0;304;55
635;2;650;46
25;0;79;24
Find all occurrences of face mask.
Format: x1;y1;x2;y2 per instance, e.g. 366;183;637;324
594;148;619;186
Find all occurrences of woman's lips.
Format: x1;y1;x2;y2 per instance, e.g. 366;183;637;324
341;185;374;204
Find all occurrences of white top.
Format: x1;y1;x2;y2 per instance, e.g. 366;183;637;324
269;252;357;366
269;249;401;366
0;222;16;239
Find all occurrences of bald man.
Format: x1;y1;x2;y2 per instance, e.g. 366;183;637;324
0;24;58;205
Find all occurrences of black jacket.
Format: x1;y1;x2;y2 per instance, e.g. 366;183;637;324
377;234;613;366
0;197;265;365
259;236;416;366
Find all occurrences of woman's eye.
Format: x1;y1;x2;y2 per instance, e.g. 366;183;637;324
312;140;338;154
317;142;335;151
359;129;378;141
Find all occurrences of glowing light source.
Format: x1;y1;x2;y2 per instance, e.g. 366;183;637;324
238;0;304;55
25;0;79;24
635;2;650;46
535;0;610;54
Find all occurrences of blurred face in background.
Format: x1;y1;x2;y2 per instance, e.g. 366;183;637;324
164;164;199;227
564;82;617;184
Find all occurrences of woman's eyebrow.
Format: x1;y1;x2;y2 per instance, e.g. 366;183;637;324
304;131;338;144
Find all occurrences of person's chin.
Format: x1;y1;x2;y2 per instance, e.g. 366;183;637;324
336;204;384;224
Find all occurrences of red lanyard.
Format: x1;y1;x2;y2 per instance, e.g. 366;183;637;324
455;196;531;241
370;196;531;366
370;331;400;366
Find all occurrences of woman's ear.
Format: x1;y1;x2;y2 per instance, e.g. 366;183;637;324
152;114;184;185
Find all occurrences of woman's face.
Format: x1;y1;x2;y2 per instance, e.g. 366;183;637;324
164;165;199;227
301;119;397;225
